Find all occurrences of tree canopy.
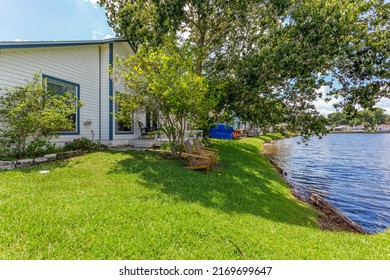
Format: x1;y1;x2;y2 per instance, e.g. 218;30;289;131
327;107;389;127
99;0;390;139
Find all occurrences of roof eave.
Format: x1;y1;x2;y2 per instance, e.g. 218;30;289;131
0;38;136;53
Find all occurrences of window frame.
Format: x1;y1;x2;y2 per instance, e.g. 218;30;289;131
115;101;134;135
43;74;80;135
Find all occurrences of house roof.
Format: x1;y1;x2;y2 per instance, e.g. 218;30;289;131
0;38;136;53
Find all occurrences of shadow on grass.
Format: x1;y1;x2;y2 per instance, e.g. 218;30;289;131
108;140;318;228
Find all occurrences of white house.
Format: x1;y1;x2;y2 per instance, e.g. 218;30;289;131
376;124;390;132
333;125;351;132
351;125;365;132
0;38;154;146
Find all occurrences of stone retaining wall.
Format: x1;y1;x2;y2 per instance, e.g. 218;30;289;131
0;150;88;171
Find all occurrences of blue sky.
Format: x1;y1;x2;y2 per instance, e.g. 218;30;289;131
0;0;114;41
0;0;388;115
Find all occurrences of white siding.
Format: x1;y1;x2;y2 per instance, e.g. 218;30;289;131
0;45;100;143
112;42;140;141
0;40;136;146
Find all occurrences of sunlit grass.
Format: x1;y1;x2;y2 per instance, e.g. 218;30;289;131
0;137;388;259
258;132;286;142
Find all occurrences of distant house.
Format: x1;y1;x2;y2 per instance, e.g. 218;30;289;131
0;39;155;146
376;124;390;132
351;125;365;132
333;125;351;132
232;117;262;137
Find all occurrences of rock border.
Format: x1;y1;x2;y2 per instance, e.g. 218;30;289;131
310;193;366;234
0;150;89;171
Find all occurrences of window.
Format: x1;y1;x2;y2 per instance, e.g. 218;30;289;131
44;75;79;134
115;104;133;134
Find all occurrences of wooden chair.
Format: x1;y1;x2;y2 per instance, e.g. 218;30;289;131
182;139;212;174
191;138;216;167
193;138;218;163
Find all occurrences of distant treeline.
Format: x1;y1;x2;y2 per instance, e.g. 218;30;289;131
327;108;389;128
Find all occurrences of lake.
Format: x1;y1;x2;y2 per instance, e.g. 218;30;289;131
264;133;390;233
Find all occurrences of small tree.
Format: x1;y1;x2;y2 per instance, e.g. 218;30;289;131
0;72;82;158
111;37;209;155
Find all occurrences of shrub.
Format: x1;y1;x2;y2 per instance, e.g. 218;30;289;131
63;137;102;151
0;72;83;158
25;140;58;158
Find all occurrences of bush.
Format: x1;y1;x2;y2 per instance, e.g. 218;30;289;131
25;140;58;158
160;141;174;151
0;72;83;158
63;137;102;151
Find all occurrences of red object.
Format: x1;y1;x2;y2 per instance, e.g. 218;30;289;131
233;129;241;138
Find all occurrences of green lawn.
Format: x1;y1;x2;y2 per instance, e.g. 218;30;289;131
0;137;389;259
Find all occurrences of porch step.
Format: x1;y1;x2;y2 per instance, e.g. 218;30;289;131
129;139;156;148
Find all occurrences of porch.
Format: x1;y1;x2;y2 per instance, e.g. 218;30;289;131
128;130;204;148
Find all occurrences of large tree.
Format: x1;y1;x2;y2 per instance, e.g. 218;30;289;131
209;0;389;138
100;0;389;139
99;0;256;74
284;0;390;115
111;37;209;154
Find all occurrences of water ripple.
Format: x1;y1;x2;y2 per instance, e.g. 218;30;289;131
269;133;390;233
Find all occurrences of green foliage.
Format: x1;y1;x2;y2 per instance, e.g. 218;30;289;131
63;137;102;151
99;0;183;51
159;141;174;151
327;108;389;127
100;0;389;141
111;37;209;154
25;140;58;158
258;133;287;142
281;0;389;113
207;0;389;140
327;112;347;126
0;72;83;158
99;0;250;74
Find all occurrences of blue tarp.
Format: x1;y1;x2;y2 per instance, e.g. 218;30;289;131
209;124;234;140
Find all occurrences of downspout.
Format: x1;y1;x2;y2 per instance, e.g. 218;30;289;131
99;46;102;141
109;43;114;141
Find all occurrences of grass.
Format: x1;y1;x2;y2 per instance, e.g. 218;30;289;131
0;137;389;259
258;132;287;142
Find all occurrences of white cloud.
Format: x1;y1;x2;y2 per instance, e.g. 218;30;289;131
314;97;339;116
314;90;390;116
313;86;337;116
104;33;114;39
14;39;28;42
315;85;331;97
376;98;390;113
92;31;114;40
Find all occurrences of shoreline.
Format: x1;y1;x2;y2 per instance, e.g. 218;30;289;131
330;131;390;134
261;136;367;234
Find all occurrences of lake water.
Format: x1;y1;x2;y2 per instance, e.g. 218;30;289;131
265;133;390;233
